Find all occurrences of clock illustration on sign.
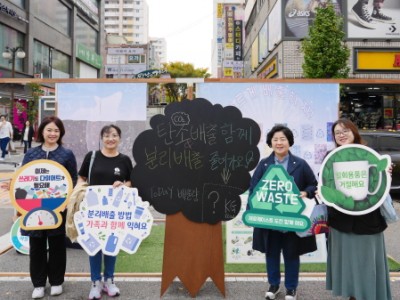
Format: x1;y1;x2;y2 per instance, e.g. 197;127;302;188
23;208;57;228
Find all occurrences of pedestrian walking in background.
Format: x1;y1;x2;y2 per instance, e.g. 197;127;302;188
248;125;318;300
21;116;77;299
21;120;35;154
0;115;13;160
325;118;392;300
77;124;133;300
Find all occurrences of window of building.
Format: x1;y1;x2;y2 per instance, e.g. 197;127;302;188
76;17;99;53
31;0;71;36
51;49;70;78
33;41;51;78
0;24;25;72
9;0;25;8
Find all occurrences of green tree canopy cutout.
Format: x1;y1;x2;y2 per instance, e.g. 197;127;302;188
318;144;391;215
243;165;311;232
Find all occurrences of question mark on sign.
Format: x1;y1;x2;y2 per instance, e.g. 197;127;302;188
208;191;219;214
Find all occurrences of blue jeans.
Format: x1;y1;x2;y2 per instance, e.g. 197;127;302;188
89;251;117;282
266;231;300;290
0;137;10;158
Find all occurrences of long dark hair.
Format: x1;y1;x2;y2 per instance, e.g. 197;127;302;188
36;116;65;145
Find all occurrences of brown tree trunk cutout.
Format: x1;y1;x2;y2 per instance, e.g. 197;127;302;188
161;212;225;297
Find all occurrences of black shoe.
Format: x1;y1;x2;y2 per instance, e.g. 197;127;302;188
285;289;297;300
371;8;395;24
265;285;280;300
351;1;376;29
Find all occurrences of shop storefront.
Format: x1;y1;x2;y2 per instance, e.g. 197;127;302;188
341;84;400;131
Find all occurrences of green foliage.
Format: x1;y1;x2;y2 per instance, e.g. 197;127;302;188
26;83;44;123
162;62;210;102
301;1;350;78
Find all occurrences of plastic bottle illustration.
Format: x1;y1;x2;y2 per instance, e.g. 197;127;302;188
77;222;85;235
108;188;113;197
123;194;130;204
105;233;118;253
113;188;124;208
86;188;99;207
102;195;108;206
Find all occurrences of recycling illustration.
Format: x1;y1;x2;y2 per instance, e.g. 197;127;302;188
74;185;153;256
318;144;391;216
10;160;73;231
242;165;311;232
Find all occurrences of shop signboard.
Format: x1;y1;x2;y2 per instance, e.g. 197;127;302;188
76;44;102;69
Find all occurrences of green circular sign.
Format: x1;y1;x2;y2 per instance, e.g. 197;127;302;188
318;144;391;216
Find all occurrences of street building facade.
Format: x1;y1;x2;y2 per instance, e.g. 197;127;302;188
233;0;400;130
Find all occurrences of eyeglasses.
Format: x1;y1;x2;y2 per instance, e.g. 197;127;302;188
334;129;351;136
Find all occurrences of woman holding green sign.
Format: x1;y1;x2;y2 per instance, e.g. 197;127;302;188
248;125;318;300
325;119;392;300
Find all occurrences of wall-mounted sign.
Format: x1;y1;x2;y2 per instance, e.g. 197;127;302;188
258;56;278;79
234;20;243;61
0;1;28;23
128;55;145;64
108;48;145;55
354;48;400;72
132;69;169;78
71;0;98;24
76;44;103;69
104;64;146;75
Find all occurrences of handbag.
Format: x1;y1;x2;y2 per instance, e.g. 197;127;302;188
380;194;399;224
296;198;329;238
66;151;96;242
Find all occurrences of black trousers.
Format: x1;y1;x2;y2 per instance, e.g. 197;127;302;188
29;234;66;287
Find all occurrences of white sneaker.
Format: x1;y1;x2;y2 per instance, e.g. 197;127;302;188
103;278;120;297
32;287;45;299
0;158;4;161
88;281;103;300
50;285;63;296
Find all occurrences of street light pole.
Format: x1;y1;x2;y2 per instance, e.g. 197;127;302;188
2;46;26;126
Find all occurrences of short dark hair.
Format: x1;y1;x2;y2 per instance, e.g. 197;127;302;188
266;125;294;147
100;124;121;138
36;116;65;145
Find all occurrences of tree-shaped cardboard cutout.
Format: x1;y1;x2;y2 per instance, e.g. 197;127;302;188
243;165;311;232
131;98;260;297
